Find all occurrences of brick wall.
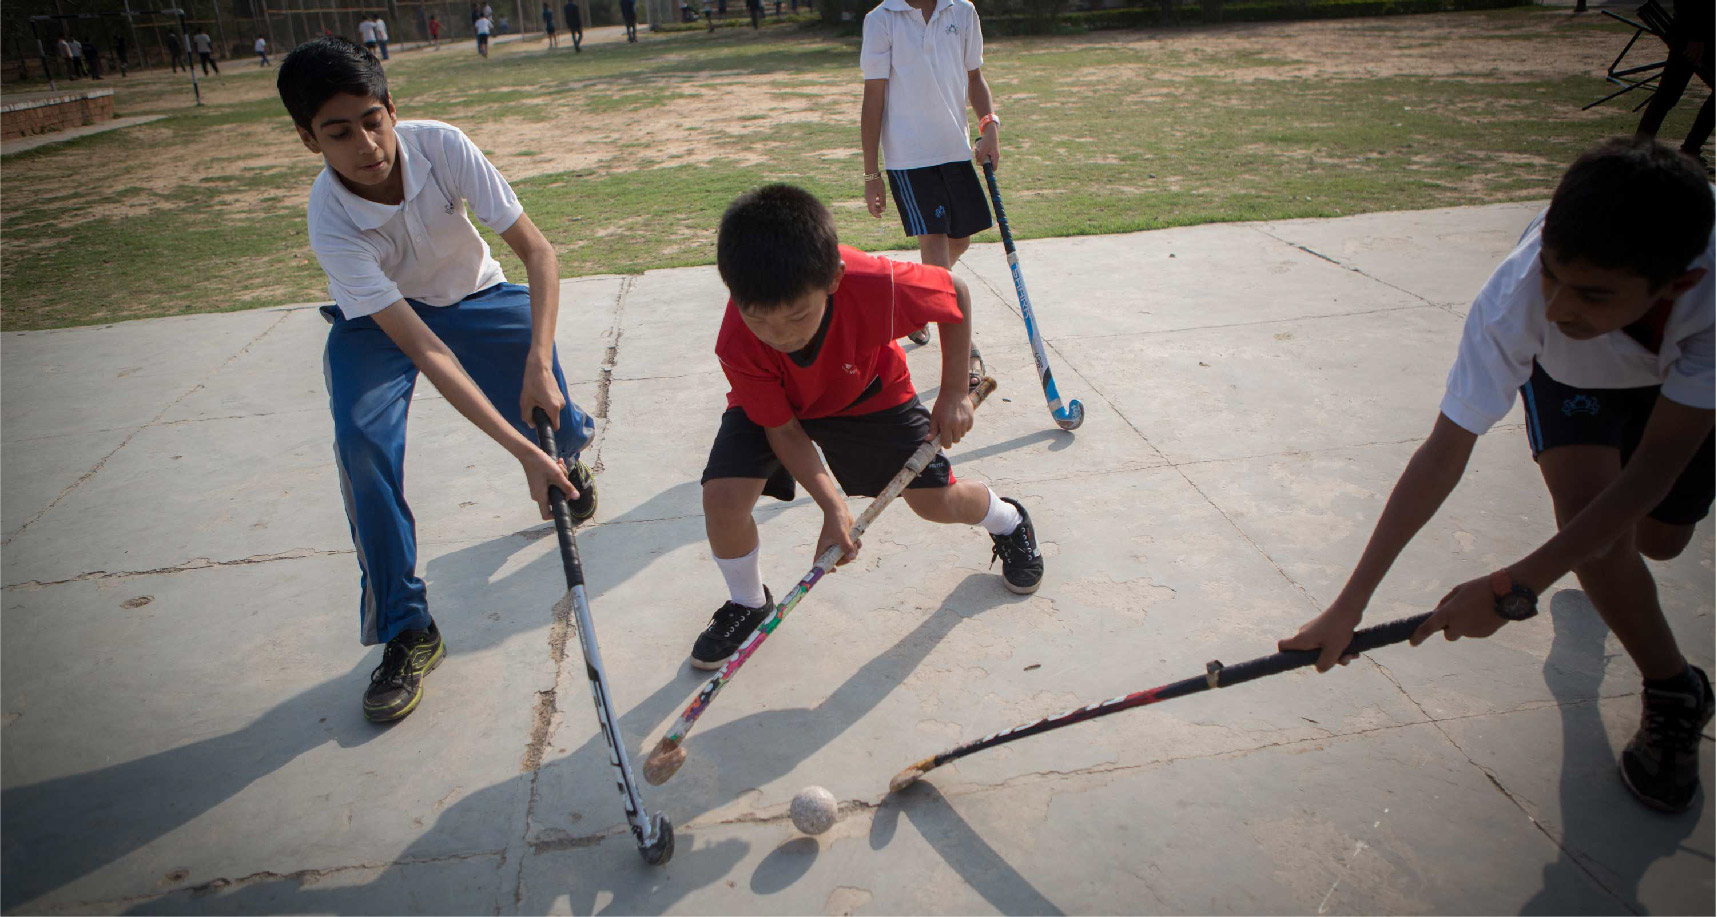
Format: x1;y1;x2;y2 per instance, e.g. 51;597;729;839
0;91;116;142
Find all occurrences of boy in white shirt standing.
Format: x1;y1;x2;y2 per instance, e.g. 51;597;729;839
860;0;997;390
358;15;378;55
475;13;493;56
1282;138;1714;813
277;38;596;722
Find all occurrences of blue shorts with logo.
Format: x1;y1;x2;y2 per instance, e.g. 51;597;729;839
886;160;992;240
1520;360;1714;525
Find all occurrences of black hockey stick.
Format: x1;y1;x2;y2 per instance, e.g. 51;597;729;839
533;410;674;865
890;611;1432;792
982;161;1085;431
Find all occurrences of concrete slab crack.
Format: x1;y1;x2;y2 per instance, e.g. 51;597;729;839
1252;225;1465;319
3;310;295;547
4;548;351;590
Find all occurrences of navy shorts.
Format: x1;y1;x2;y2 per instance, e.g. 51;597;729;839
1520;361;1715;526
886;161;993;240
701;396;954;502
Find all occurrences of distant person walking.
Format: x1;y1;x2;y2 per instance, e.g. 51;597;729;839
165;31;184;73
747;0;763;28
358;15;378;55
193;29;219;74
619;0;639;41
562;0;583;51
57;37;77;79
543;3;558;47
255;35;271;66
373;16;390;59
84;37;103;79
69;38;87;78
429;14;442;47
475;13;493;55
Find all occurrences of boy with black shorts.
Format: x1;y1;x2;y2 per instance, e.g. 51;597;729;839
690;185;1045;669
278;38;597;722
860;0;997;387
1282;138;1715;813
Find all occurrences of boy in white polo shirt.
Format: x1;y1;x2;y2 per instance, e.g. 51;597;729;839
1282;138;1714;813
278;38;596;723
860;0;997;388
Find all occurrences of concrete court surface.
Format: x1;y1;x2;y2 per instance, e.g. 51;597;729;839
2;202;1712;915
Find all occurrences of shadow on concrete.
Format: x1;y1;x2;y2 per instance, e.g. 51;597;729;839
0;480;731;912
109;572;1025;913
1519;590;1703;915
870;784;1064;916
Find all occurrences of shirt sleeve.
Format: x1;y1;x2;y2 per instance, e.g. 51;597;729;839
1438;248;1541;435
1663;323;1715;410
860;11;892;80
715;309;795;428
884;258;963;340
310;227;404;321
439;126;525;234
964;5;984;71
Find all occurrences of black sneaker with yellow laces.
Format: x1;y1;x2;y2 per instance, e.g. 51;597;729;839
363;621;446;723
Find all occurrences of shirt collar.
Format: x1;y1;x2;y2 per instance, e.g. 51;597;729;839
325;133;429;231
879;0;950;14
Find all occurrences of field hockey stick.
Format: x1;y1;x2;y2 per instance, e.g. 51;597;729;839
981;161;1085;432
642;378;1001;785
889;610;1433;792
533;410;675;866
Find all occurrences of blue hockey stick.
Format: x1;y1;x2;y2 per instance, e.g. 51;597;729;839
982;162;1085;431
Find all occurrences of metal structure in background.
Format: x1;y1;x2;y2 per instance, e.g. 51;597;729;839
25;8;196;101
1583;0;1674;112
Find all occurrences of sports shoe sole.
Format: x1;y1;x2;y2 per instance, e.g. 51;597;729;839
688;653;731;672
1002;576;1042;596
363;642;446;723
1618;758;1699;813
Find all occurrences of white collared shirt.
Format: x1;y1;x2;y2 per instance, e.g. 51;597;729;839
358;19;377;41
375;19;389;39
860;0;984;171
1441;210;1715;434
307;120;522;320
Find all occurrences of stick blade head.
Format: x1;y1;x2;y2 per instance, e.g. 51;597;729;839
888;758;935;794
643;738;686;786
639;814;675;865
1055;399;1085;431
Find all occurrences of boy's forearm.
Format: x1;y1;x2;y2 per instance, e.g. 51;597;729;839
766;420;845;512
1509;399;1713;593
939;277;973;393
861;80;887;173
502;215;559;364
968;71;994;119
1337;414;1476;611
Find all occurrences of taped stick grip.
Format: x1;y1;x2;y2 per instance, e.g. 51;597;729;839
1213;611;1435;688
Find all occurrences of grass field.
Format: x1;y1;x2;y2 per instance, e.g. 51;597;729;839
0;8;1708;329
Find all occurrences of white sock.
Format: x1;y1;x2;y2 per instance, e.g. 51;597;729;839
978;487;1023;536
713;547;767;608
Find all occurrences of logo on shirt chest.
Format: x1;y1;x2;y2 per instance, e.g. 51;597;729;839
945;22;958;33
843;362;859;375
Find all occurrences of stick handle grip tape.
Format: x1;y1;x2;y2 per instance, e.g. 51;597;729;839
981;162;1017;256
1214;611;1433;688
531;407;585;590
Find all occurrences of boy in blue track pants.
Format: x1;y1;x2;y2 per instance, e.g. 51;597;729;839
278;37;596;723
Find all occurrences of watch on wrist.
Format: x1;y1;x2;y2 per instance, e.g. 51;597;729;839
1489;569;1538;621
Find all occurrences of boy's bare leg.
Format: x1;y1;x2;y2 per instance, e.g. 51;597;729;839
703;477;767;559
902;480;989;525
915;234;983;384
1537;445;1688;680
1636;516;1697;561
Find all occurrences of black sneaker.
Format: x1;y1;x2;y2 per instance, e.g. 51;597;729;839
1620;664;1714;813
989;497;1044;595
363;621;446;723
690;588;774;671
907;327;931;345
566;459;598;524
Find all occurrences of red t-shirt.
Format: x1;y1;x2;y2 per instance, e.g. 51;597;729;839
717;246;963;428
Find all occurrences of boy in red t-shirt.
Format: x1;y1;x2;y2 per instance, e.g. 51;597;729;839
691;184;1045;669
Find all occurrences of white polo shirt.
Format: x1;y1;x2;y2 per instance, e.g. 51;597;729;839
307;120;522;321
375;19;389;40
1440;210;1715;435
358;19;377;42
476;16;493;34
860;0;984;171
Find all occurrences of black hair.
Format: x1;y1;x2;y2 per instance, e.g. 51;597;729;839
1543;137;1714;289
716;184;842;308
276;37;389;132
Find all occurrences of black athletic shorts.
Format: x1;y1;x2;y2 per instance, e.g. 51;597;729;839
1520;360;1715;526
886;160;993;240
701;396;954;502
